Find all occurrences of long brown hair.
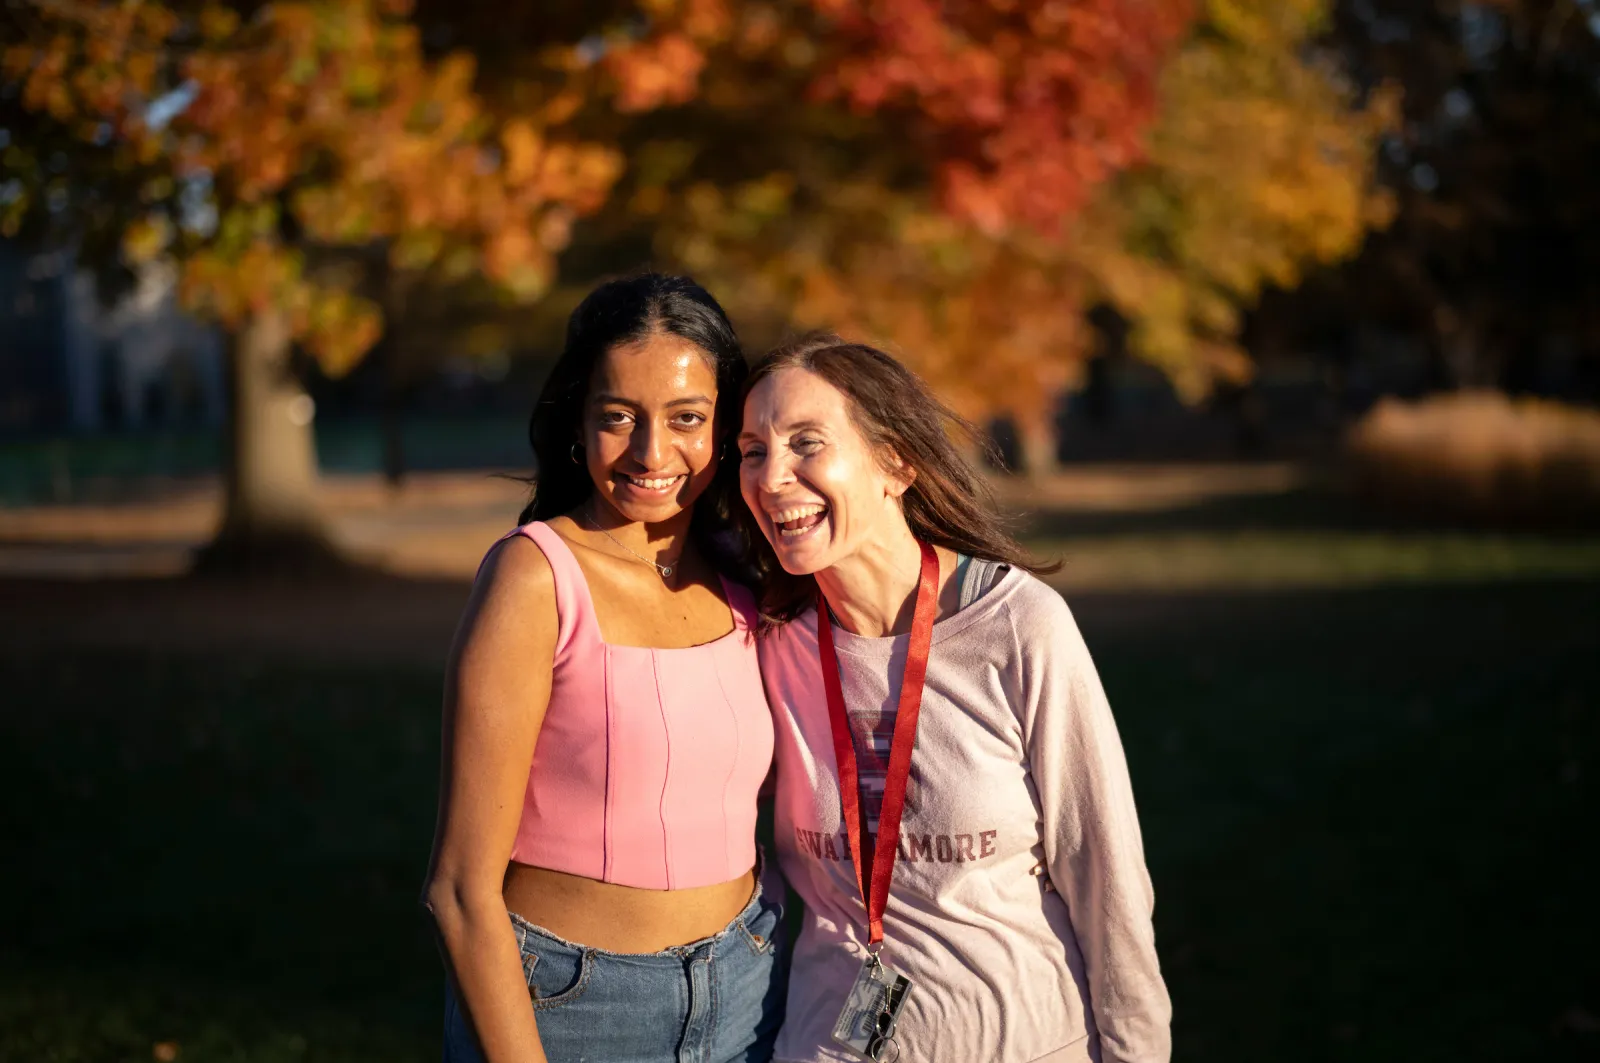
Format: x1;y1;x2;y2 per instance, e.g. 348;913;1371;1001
743;333;1057;625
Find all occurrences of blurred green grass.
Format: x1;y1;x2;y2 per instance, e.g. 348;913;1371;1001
1019;483;1600;590
1028;531;1600;590
1;544;1596;1061
0;417;528;505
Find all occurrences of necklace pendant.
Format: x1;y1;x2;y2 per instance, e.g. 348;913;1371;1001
660;565;673;578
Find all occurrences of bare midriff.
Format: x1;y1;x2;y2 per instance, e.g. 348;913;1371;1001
503;862;757;953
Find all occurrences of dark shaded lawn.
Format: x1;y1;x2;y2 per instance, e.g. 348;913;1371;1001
1;578;1595;1061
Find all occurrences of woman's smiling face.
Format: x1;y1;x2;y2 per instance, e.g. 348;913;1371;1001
583;332;721;525
738;368;911;575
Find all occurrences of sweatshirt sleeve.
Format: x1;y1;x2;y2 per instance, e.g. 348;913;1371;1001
1010;586;1172;1063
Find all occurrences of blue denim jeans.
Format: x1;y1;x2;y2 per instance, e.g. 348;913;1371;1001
443;859;788;1063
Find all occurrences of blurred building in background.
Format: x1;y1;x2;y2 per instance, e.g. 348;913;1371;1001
0;243;224;438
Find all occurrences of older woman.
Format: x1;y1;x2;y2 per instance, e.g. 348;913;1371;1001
737;334;1170;1063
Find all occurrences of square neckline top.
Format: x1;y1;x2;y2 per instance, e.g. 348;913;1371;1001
488;520;772;890
527;520;747;651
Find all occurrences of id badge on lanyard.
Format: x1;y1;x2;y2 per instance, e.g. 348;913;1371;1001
820;541;939;1063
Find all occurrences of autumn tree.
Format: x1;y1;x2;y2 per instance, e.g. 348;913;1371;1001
5;0;1393;540
1080;0;1399;400
4;0;1208;542
545;0;1193;466
2;0;619;568
583;0;1394;470
399;0;1198;461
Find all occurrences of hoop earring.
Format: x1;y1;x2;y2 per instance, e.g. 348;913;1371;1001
570;442;583;465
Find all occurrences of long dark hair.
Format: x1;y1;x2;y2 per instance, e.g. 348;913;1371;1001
518;272;751;576
743;332;1056;624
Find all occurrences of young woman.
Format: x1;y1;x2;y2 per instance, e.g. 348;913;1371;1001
424;274;787;1063
737;335;1170;1063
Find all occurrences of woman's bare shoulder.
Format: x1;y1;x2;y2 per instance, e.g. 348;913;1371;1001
461;533;559;651
479;532;556;596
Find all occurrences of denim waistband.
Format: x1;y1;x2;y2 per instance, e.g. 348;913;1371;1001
506;845;777;961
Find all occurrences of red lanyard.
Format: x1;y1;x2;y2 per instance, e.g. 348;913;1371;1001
817;540;940;948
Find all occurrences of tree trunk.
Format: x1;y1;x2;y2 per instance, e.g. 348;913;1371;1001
1017;415;1060;479
378;262;417;490
1082;352;1114;427
381;387;407;489
194;309;344;574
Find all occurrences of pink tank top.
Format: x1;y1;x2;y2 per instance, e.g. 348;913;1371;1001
492;522;773;890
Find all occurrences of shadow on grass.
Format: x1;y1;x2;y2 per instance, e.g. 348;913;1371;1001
1;576;1596;1061
1074;578;1600;1062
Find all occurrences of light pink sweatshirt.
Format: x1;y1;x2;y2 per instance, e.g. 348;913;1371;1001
760;566;1171;1063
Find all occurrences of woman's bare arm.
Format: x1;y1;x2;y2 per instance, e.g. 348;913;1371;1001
423;536;558;1063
